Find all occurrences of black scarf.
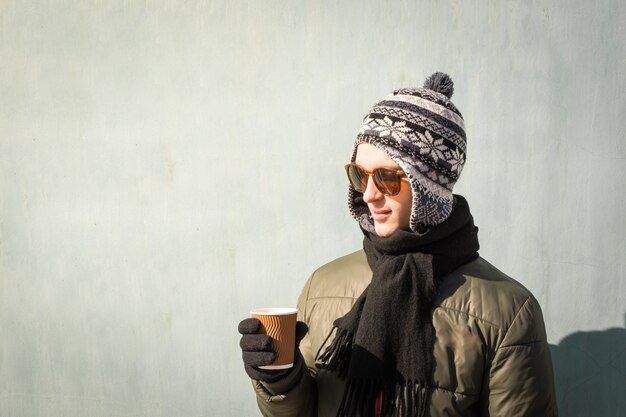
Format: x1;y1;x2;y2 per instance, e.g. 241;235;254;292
316;195;479;417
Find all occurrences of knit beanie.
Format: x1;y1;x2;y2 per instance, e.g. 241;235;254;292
348;72;467;232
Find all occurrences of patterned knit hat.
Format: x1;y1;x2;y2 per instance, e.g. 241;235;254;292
349;72;467;232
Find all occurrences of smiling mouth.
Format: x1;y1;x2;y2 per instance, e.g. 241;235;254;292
371;210;391;221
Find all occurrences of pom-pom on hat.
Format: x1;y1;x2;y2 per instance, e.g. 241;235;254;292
348;72;467;232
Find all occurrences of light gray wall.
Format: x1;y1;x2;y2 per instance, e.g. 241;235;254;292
1;1;624;416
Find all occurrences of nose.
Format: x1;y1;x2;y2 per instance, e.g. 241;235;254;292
362;176;384;203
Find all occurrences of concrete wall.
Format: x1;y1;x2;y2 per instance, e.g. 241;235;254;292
1;1;624;416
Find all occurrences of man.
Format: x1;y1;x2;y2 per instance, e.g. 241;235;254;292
239;72;558;417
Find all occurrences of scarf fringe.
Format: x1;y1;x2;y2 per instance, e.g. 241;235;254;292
315;326;354;378
336;379;429;417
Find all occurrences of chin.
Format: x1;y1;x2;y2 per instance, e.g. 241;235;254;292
374;223;398;237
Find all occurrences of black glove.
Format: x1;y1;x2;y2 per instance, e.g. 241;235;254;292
238;317;308;382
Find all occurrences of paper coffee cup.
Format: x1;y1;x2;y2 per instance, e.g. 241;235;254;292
250;307;298;370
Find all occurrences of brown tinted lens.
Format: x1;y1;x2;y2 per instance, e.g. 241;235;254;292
374;168;401;195
346;164;366;192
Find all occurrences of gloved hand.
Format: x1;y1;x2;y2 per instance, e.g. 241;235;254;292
238;317;308;382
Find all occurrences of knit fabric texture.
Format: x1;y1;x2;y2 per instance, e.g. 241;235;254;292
348;72;467;231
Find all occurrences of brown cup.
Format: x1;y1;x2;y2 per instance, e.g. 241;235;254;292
250;307;298;369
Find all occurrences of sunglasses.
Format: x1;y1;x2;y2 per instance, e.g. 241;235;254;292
344;163;406;196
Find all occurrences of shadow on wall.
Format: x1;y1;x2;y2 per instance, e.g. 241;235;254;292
549;317;626;417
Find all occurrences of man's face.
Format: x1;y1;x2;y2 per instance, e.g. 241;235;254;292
354;143;412;237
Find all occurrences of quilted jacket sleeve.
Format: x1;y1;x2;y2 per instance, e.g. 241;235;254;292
251;275;317;417
252;358;317;417
482;296;559;417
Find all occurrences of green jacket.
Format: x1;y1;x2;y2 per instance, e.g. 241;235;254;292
252;250;558;417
